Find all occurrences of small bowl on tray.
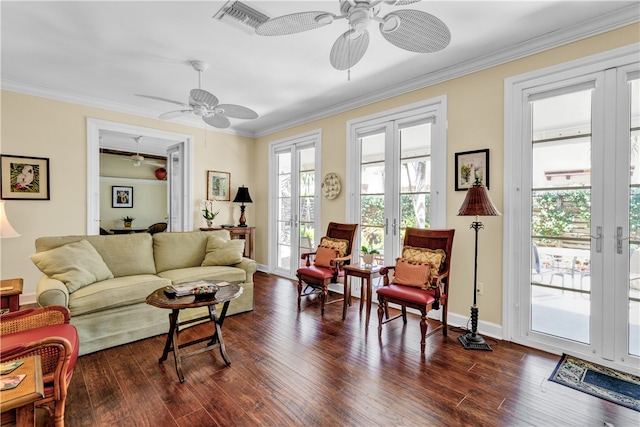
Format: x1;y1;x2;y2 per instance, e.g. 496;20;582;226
193;284;219;300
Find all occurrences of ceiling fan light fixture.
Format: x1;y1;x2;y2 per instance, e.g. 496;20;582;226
381;14;401;33
349;7;372;32
315;13;334;25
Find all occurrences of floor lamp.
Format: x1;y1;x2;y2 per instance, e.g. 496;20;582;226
457;178;500;351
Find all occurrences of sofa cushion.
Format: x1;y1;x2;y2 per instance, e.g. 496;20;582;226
35;234;156;277
30;240;114;293
68;274;171;316
158;266;246;284
201;236;245;266
153;231;230;273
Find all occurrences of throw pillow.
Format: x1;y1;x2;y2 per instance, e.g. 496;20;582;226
314;246;339;268
401;246;446;278
394;258;432;289
319;237;349;258
30;239;114;293
201;236;245;266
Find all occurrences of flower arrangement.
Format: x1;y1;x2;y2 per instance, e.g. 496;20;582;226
361;245;380;266
202;200;220;227
121;216;135;227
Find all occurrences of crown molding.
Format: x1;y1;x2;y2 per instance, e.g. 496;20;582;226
0;80;255;138
254;4;639;137
2;5;638;140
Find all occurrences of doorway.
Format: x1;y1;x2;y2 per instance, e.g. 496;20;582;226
505;45;639;374
86;119;194;234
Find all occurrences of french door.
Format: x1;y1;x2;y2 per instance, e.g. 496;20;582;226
347;98;447;265
506;47;639;373
269;131;321;278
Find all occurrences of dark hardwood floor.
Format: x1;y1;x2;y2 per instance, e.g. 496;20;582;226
40;272;639;426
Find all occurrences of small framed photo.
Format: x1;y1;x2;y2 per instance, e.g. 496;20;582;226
207;171;230;201
0;154;50;200
455;149;490;191
112;186;133;208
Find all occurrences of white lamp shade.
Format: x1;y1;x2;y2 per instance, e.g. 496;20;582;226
0;201;20;238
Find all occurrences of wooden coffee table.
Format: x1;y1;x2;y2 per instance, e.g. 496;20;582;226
146;281;243;383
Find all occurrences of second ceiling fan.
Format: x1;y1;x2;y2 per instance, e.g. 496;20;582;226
255;0;451;70
136;61;258;129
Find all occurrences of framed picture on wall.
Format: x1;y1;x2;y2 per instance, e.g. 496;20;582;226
0;154;50;200
112;186;133;208
207;171;230;201
455;149;490;191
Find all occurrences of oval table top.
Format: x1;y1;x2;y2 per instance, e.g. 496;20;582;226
146;281;243;310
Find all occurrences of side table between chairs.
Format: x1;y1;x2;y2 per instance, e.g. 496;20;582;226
343;264;382;327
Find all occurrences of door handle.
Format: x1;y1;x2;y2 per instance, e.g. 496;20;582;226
617;226;630;255
590;226;602;253
385;218;388;235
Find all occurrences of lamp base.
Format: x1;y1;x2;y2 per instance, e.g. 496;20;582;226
458;332;492;351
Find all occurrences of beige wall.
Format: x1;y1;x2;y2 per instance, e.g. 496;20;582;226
1;24;638;322
0;91;255;300
254;24;640;327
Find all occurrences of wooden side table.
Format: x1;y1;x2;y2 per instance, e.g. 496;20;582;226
0;278;23;313
343;264;382;328
0;355;44;427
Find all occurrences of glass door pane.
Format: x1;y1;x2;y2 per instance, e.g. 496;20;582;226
530;89;593;344
276;151;292;271
298;147;315;257
399;123;432;243
628;77;640;357
360;132;386;265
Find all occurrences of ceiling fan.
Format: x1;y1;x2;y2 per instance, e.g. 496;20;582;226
135;61;258;129
129;136;165;168
255;0;451;70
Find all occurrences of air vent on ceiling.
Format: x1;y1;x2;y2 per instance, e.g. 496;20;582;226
213;1;269;32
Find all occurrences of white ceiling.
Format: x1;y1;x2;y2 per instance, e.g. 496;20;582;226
2;1;638;139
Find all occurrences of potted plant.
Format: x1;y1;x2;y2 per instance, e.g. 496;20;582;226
121;216;135;228
202;200;220;228
361;245;380;266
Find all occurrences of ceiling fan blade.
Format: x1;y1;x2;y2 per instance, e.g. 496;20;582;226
190;89;219;108
216;104;258;120
256;11;335;36
203;114;231;129
394;0;421;5
380;10;450;53
135;94;189;107
159;109;193;120
330;30;370;70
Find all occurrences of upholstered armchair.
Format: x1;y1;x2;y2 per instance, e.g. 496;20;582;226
376;228;455;352
0;306;79;427
296;222;358;315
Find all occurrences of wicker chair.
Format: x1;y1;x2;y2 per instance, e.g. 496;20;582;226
0;306;79;427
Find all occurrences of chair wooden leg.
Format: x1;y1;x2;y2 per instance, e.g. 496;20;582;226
441;300;448;337
297;277;303;310
377;298;385;336
320;287;327;315
401;306;407;324
420;311;428;353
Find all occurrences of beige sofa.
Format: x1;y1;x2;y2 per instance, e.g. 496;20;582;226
33;230;256;355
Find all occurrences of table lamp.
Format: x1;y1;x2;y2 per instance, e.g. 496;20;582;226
457;178;500;351
233;186;252;227
0;201;20;238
